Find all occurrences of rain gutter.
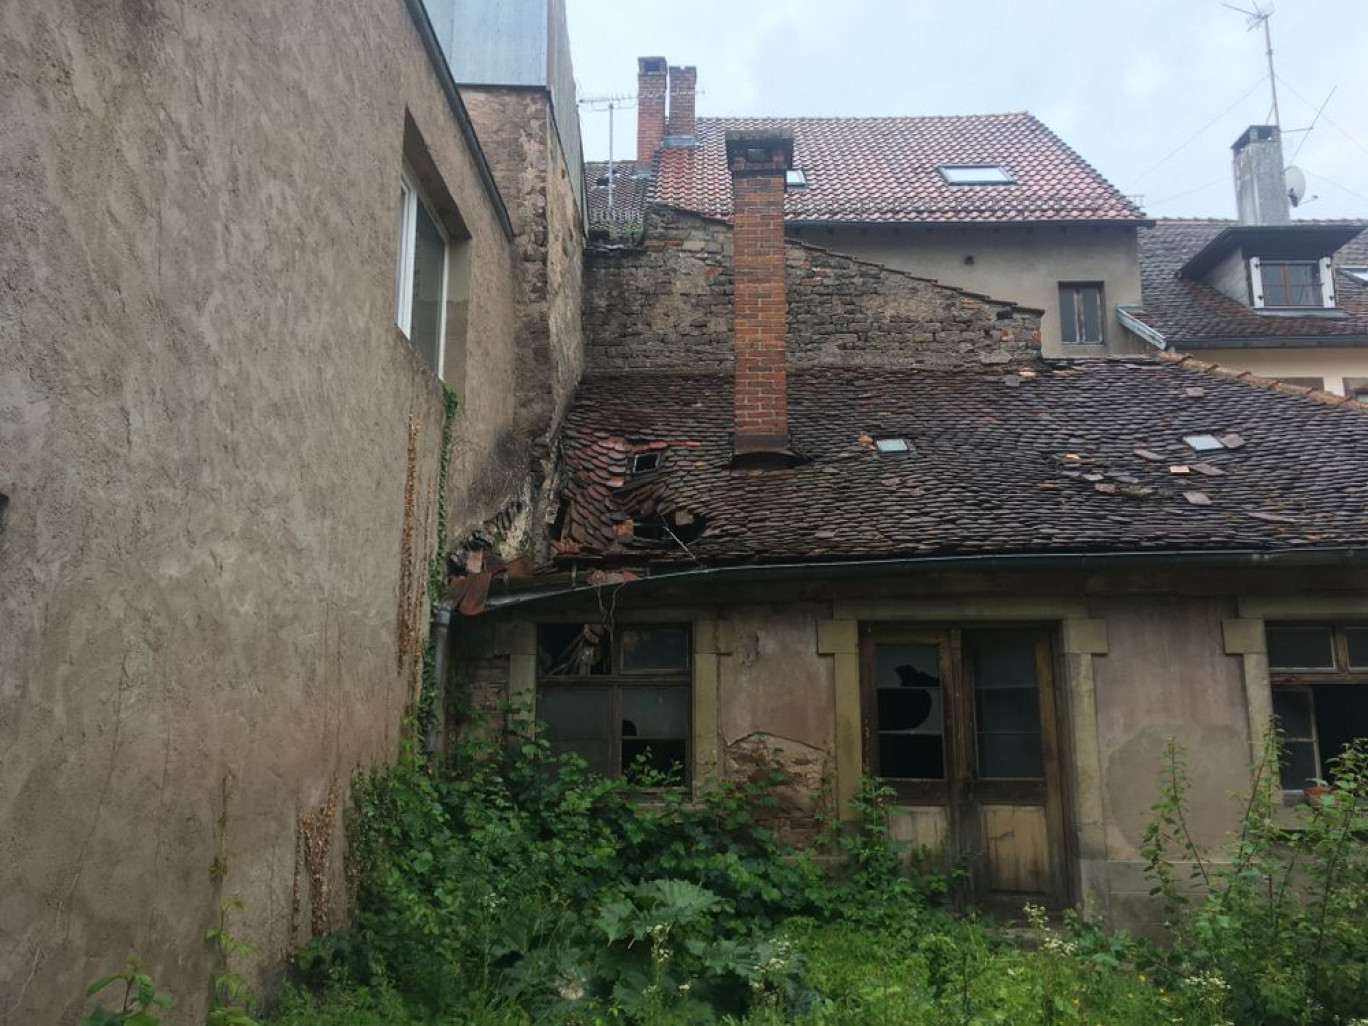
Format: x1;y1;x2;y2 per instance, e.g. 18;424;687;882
478;546;1368;612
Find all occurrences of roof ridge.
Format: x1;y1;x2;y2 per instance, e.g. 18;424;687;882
1156;351;1367;410
695;112;1034;124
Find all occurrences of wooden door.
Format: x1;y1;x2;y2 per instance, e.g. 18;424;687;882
861;626;1069;908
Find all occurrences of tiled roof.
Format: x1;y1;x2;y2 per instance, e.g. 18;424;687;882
585;160;650;239
553;358;1368;567
1129;219;1368;345
649;114;1146;224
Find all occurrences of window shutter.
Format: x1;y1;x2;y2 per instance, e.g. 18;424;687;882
1320;257;1336;307
1249;258;1266;309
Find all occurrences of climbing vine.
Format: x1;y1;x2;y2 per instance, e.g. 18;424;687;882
415;384;458;743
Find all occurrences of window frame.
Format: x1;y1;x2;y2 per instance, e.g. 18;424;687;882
395;162;449;377
535;623;693;787
1250;257;1334;310
1267;623;1368;792
938;164;1015;186
860;625;1056;805
1058;281;1106;346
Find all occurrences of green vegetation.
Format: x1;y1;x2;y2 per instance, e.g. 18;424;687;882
83;731;1368;1024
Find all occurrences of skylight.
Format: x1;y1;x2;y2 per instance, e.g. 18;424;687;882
938;164;1014;185
874;438;914;453
1182;434;1225;452
786;169;807;187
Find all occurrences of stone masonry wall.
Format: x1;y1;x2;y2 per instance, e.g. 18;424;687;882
584;205;1042;372
460;87;585;437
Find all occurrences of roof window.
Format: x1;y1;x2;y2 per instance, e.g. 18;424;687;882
938;164;1014;185
785;169;807;187
1182;433;1225;452
874;438;915;454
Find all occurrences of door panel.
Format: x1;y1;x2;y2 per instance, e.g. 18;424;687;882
863;625;1069;908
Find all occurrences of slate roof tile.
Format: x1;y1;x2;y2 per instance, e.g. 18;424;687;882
649;114;1145;225
554;359;1368;568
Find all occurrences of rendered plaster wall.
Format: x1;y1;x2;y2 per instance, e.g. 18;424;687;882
0;1;527;1019
583;207;1042;373
1087;595;1251;931
1185;348;1368;397
797;223;1144;358
460;87;586;436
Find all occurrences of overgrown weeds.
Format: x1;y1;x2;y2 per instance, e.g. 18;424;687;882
264;726;1368;1025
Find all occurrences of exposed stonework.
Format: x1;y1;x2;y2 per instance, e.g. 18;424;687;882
583;206;1042;373
724;733;830;846
460;86;586;437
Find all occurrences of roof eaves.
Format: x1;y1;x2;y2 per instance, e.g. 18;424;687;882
1155;351;1368;409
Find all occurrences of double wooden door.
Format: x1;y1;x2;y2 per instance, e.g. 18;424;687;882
860;626;1069;907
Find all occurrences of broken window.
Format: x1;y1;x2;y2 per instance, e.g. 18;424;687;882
1058;282;1104;345
536;623;691;786
1269;624;1368;791
864;628;1053;798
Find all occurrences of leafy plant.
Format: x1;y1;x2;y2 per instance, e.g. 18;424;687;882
81;959;173;1026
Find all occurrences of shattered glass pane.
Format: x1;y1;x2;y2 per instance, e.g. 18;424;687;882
538;623;611;676
1267;626;1334;669
620;627;690;673
876;643;944;779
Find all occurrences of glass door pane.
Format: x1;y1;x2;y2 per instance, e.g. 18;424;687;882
968;632;1044;779
874;643;944;779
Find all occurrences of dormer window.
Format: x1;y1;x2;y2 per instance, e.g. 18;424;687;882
1249;256;1335;310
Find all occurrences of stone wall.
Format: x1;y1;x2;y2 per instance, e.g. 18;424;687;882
0;1;532;1019
460;86;585;436
583;206;1042;373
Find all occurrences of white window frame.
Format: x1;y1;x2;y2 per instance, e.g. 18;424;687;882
395;164;449;377
1248;257;1335;310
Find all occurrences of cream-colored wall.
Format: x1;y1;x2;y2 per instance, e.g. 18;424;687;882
0;0;530;1018
1189;347;1368;396
794;223;1145;357
474;575;1368;930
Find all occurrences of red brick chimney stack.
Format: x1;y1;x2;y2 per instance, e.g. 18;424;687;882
726;129;794;470
636;57;668;165
666;65;697;140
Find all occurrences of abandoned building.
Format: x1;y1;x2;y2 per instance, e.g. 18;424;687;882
457;117;1368;930
4;10;1368;1022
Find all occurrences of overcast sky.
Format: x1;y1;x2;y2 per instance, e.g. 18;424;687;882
565;0;1368;220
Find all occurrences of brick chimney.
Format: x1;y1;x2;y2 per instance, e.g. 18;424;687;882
636;57;667;165
666;65;697;142
726;130;794;470
1232;125;1291;225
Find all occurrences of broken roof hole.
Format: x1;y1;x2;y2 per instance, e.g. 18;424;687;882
874;438;916;454
1182;433;1225;452
632;509;706;545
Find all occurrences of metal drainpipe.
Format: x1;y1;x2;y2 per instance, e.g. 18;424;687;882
427;604;454;755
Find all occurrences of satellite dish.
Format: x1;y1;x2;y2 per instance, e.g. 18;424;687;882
1286;165;1307;208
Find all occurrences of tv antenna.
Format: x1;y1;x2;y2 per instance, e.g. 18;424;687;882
577;91;639;212
1223;2;1280;126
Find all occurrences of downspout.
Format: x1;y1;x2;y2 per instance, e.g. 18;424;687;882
427;604;454;754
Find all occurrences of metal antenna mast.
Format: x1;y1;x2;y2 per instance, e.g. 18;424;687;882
1224;2;1281;126
578;91;638;212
